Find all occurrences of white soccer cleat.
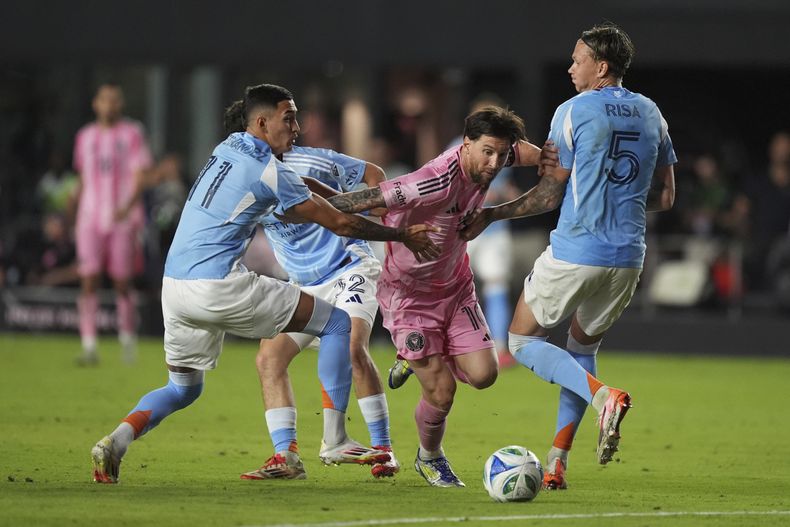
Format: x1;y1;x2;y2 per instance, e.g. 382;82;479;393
370;446;400;478
319;438;392;466
596;388;632;464
91;436;121;484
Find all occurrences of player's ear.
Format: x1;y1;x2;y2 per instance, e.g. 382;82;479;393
597;60;609;78
255;113;267;132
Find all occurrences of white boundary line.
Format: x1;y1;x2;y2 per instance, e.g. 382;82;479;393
243;510;790;527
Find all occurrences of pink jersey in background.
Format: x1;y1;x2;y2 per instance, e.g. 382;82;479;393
379;146;486;292
73;119;152;232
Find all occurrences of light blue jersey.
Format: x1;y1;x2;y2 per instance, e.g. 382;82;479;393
260;146;374;286
165;133;311;279
547;86;677;268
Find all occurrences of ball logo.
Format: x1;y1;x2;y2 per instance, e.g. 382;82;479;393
405;331;425;352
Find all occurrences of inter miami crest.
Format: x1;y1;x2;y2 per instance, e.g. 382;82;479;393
405;331;425;352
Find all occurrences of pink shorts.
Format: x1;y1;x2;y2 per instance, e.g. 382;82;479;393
377;275;494;361
76;223;142;280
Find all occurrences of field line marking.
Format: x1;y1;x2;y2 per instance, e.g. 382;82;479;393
243;510;790;527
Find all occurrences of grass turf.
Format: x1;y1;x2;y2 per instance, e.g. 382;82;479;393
1;333;789;527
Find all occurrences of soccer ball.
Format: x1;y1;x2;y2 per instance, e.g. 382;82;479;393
483;445;543;502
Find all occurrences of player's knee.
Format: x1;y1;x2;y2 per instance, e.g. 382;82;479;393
508;332;547;357
256;343;288;375
425;384;456;409
468;368;498;390
169;382;203;410
325;307;351;335
166;370;204;409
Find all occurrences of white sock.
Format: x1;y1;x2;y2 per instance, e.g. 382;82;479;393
82;336;97;356
265;407;297;432
566;334;600;356
323;408;347;446
418;446;444;461
546;446;570;470
357;393;388;423
591;386;611;413
108;422;135;458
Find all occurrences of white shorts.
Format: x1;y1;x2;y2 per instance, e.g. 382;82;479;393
162;269;301;370
467;229;512;285
286;255;381;350
523;247;642;336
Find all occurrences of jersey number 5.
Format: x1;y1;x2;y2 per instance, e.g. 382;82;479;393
605;130;641;185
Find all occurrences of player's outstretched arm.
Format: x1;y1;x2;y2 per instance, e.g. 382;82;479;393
303;176;339;199
361;163;389;217
511;140;560;169
289;193;441;262
459;168;568;241
646;164;676;212
326;186;386;214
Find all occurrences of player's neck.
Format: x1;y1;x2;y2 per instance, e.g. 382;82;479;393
592;77;622;90
96;117;120;128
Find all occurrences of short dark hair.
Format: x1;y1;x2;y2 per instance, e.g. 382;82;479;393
223;83;294;134
580;22;635;79
463;106;526;144
94;81;122;95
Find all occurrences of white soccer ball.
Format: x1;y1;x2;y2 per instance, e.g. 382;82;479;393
483;445;543;502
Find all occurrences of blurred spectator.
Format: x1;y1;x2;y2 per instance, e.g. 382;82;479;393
683;154;733;237
36;150;79;219
742;131;790;290
26;213;79;287
145;153;187;268
367;137;412;179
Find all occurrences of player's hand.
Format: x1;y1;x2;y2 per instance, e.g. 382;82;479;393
113;205;131;222
403;224;442;263
538;140;559;178
458;207;493;241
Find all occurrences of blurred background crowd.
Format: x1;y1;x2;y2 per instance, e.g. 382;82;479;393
1;1;789;340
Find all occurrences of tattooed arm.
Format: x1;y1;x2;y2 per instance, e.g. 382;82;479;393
459;168;569;241
326;186;386;214
289;193;440;262
646;164;675;212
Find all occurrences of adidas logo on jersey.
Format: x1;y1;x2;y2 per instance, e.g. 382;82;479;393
445;203;460;214
346;294;363;304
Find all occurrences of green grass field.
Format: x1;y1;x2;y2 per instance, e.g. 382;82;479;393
1;333;789;527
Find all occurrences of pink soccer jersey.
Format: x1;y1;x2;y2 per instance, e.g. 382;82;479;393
379;146;487;291
73;119;152;232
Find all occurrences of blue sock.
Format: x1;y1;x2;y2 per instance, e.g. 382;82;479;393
265;407;297;453
123;370;204;437
508;333;601;404
302;299;352;413
483;286;511;349
553;351;597;447
358;394;391;447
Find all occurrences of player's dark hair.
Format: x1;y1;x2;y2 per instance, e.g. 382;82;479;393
463;106;526;145
94;81;122;95
223;84;294;135
580;22;635;79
